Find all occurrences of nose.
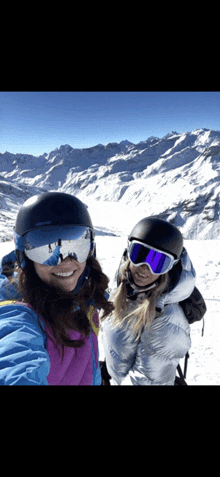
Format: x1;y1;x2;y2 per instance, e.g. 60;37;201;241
140;263;150;270
59;256;77;263
139;263;151;273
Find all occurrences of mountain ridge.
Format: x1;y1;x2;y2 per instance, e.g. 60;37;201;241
0;128;219;241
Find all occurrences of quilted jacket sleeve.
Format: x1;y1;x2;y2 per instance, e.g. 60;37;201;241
0;305;50;385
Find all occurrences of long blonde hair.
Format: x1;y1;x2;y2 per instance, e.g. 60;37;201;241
109;259;169;341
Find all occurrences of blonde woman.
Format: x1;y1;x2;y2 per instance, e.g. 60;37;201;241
100;217;196;385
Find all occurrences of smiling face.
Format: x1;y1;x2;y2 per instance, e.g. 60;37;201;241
34;256;87;292
129;261;161;287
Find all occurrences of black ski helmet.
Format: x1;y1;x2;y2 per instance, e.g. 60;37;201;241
15;192;93;236
128;216;183;259
14;192;95;267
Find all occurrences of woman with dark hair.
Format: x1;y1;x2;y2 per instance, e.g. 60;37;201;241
0;192;113;385
100;217;196;385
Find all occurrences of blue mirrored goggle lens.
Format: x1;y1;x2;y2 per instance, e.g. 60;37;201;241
129;242;172;274
24;225;92;265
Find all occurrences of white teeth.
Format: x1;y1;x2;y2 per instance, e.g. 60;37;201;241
54;271;74;277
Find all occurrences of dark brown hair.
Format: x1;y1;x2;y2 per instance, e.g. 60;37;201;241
17;256;114;355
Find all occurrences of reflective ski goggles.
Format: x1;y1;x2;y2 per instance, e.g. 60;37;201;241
23;225;93;266
128;240;178;275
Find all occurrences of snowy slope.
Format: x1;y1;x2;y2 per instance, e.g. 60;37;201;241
0;128;219;241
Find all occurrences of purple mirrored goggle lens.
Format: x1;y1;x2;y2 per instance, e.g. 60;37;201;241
128;241;175;274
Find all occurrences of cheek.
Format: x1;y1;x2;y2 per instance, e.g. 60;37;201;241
34;262;52;284
79;261;87;274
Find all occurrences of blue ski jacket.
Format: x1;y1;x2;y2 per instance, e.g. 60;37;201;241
0;251;101;385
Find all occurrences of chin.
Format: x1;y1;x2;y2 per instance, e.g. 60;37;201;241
134;275;155;286
60;283;77;292
135;280;150;287
52;278;78;293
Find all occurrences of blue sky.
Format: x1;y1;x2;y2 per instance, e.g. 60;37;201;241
1;91;220;155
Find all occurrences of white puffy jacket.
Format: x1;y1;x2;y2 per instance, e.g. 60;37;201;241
100;248;196;385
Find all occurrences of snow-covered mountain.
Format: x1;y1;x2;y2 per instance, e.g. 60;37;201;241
0;128;220;241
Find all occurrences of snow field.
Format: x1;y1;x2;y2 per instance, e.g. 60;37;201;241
0;228;219;385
